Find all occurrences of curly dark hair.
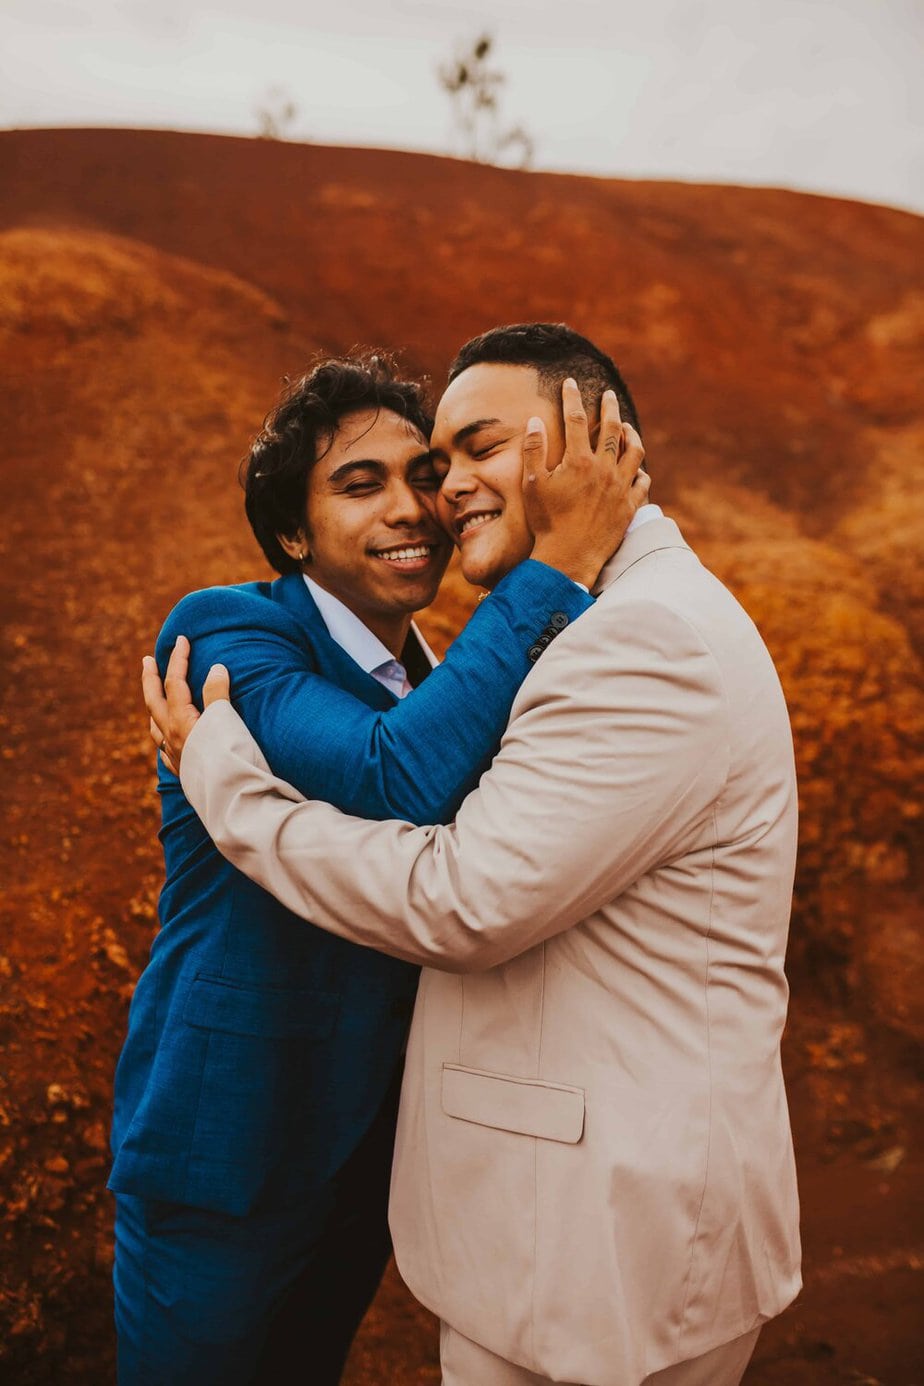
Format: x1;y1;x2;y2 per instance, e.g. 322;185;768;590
242;352;433;574
448;322;641;435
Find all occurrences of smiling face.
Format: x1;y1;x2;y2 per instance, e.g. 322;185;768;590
430;363;566;589
280;407;451;654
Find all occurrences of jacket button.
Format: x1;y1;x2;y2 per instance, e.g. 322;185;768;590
527;643;544;663
549;611;569;631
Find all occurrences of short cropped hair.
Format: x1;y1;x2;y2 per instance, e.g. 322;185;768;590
242;352;433;574
448;322;641;434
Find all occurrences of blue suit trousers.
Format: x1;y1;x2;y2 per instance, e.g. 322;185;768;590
114;1065;401;1384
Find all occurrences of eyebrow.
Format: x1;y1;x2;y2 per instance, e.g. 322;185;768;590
326;451;433;485
429;418;506;457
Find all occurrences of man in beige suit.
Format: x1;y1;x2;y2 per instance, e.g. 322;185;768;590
146;324;801;1386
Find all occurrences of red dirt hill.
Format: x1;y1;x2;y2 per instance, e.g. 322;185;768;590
0;129;921;1385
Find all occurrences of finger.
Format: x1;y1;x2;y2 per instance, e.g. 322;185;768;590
632;471;652;499
202;663;231;708
521;416;548;484
614;424;646;482
561;377;590;465
141;654;169;730
148;714;166;750
163;635;194;717
597;389;624;461
160;749;179;777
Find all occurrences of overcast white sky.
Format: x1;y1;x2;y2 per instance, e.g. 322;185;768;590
2;0;922;214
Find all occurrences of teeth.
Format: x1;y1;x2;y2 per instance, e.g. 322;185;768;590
459;512;500;535
376;545;432;561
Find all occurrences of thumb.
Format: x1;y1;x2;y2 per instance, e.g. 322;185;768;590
522;416;548;485
202;663;231;708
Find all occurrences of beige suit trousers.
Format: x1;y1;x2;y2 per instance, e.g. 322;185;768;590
439;1322;761;1386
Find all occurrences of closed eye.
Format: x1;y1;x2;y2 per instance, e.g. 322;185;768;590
471;437;512;460
411;460;443;490
342;479;381;495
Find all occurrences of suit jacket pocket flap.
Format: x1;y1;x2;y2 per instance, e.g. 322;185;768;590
183;972;339;1039
441;1064;585;1144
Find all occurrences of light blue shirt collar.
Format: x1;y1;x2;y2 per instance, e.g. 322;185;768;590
303;575;435;698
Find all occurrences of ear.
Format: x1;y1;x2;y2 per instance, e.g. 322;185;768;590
278;531;310;564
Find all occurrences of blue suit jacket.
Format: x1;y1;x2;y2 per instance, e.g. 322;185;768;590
109;562;591;1216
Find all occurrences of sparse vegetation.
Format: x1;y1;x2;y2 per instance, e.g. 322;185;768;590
254;85;299;141
437;33;534;169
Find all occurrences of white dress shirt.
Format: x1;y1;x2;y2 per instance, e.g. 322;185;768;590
303;575;436;698
626;502;663;534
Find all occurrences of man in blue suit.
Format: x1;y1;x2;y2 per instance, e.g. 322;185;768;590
112;349;646;1383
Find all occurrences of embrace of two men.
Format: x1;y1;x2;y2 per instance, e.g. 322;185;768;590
119;322;801;1386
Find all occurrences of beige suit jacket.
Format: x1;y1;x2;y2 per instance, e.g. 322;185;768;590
181;517;801;1385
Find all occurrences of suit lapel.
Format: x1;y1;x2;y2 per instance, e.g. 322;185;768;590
271;573;398;709
593;516;692;596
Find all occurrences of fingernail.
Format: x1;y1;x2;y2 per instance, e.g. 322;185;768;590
526;415;543;433
564;377;577;389
604;389;616;399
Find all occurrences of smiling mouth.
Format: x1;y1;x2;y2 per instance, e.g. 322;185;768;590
371;542;442;570
457;511;502;539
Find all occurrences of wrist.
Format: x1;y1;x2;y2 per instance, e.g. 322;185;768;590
530;539;602;589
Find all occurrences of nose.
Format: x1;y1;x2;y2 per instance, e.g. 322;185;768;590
384;478;429;528
439;455;477;505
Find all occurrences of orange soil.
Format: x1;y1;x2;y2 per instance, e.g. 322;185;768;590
0;129;921;1384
